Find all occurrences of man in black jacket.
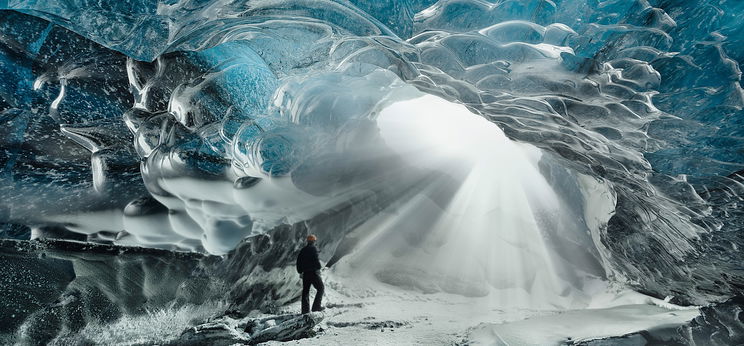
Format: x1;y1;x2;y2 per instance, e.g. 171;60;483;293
296;234;324;314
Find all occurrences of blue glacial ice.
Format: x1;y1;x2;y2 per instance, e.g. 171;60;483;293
1;1;744;339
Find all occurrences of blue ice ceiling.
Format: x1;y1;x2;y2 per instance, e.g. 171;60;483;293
0;0;743;305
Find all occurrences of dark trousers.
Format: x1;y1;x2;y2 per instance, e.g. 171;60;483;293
301;271;324;314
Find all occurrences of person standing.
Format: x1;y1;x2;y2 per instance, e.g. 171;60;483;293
296;234;325;314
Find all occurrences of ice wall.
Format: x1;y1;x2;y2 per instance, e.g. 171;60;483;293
0;0;743;305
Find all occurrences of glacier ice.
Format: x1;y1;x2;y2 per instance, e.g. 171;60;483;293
1;0;744;343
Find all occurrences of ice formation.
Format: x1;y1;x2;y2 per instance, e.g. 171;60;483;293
1;0;744;342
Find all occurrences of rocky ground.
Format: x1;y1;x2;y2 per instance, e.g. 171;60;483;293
175;312;324;345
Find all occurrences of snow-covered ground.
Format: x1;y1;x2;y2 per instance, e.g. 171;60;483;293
263;269;699;345
43;263;699;345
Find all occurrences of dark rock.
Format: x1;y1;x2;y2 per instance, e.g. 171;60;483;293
176;312;323;345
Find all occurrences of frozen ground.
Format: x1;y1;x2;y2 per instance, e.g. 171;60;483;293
4;239;699;345
262;269;699;345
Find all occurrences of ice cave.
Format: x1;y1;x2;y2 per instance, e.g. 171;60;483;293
0;0;743;345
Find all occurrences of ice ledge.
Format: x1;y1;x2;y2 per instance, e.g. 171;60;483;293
465;303;699;345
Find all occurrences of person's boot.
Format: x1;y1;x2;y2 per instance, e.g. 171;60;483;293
311;296;323;312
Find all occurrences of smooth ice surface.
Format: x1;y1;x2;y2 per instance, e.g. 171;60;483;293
466;303;699;345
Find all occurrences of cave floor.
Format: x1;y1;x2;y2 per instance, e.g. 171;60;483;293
262;271;699;345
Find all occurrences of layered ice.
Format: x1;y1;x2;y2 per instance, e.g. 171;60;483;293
1;0;743;316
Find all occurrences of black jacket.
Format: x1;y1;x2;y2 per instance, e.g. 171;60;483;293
296;243;322;274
